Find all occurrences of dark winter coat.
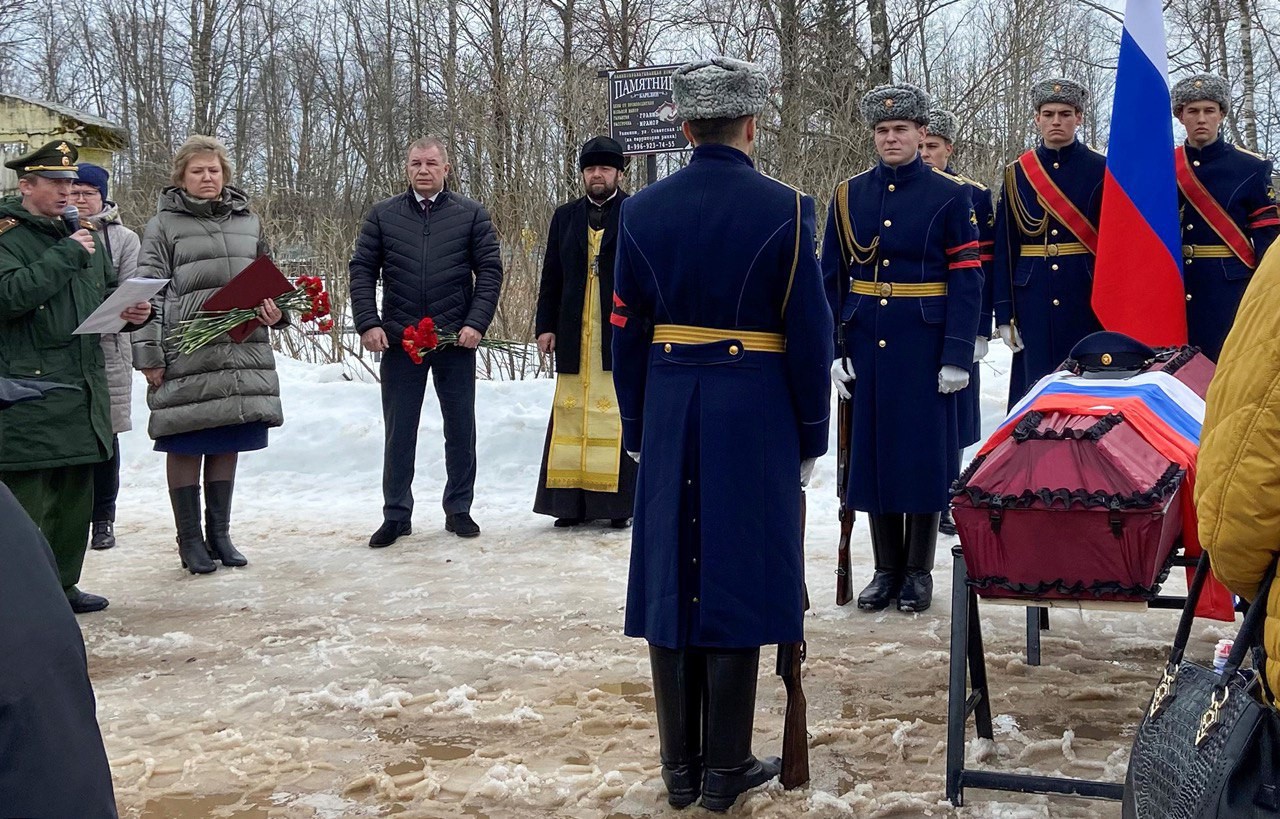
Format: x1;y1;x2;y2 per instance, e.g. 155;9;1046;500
349;189;503;342
535;191;627;373
131;186;284;439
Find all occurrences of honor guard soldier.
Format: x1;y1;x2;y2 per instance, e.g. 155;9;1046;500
823;84;982;613
992;78;1106;405
1171;73;1280;361
611;57;833;811
920;107;996;536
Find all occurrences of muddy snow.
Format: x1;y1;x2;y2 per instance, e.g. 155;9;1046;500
78;345;1230;817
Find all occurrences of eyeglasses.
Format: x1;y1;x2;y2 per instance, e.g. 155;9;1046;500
68;190;101;199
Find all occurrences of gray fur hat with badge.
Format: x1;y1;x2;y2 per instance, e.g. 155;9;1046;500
861;83;929;127
1032;77;1088;111
671;57;769;121
1171;73;1231;115
927;108;958;143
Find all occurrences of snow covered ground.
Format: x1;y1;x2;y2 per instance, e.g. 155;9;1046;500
82;342;1235;818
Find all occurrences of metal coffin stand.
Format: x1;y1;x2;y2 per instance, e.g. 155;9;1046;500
944;545;1242;807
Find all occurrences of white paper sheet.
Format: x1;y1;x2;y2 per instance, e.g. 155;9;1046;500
73;278;169;335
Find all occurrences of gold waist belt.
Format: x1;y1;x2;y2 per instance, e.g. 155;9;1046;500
1021;242;1090;257
1182;244;1234;259
652;324;786;353
850;280;947;297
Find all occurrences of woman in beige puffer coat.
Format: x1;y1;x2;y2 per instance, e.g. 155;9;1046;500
70;163;139;552
132;135;287;575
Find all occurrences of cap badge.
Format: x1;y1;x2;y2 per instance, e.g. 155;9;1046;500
885;98;895;108
1101;353;1113;366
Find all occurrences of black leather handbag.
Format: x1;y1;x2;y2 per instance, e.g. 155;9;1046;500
1123;553;1280;818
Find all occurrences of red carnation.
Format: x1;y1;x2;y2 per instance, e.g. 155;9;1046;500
317;317;334;332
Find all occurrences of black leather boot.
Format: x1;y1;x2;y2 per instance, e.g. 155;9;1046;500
204;481;248;567
899;512;940;612
857;513;905;611
700;649;780;812
170;486;216;574
649;645;705;808
90;520;116;550
938;508;958;536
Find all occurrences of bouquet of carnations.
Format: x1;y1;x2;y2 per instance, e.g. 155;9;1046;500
401;316;521;364
171;275;333;354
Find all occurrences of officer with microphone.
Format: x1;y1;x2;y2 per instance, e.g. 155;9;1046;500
0;140;152;614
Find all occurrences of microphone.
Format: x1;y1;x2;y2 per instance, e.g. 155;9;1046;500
62;205;80;233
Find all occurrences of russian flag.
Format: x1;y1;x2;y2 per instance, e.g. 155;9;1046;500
1092;0;1187;346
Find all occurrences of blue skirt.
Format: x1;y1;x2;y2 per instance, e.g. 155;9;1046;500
153;422;269;455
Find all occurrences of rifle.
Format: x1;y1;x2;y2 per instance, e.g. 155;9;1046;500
777;491;810;789
835;393;856;606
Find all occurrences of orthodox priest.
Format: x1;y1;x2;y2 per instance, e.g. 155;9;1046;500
534;136;636;528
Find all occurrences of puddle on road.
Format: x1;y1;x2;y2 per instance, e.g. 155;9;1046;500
140;793;270;818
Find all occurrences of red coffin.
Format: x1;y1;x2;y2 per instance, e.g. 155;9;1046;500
952;348;1214;602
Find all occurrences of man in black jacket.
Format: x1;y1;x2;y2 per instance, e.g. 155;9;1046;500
533;136;636;528
350;137;504;546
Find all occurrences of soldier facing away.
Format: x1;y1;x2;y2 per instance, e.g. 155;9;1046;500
611;57;832;812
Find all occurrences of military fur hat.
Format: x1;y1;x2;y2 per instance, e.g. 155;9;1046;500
927;108;958;143
671;57;769;121
861;83;930;127
1032;77;1088;112
1172;73;1230;115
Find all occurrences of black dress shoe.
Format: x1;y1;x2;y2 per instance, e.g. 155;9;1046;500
68;590;109;614
445;513;481;538
938;509;958;536
609;518;632;529
90;520;116;550
553;517;583;528
369;520;412;548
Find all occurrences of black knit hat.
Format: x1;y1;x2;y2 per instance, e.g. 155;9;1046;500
579;136;627;172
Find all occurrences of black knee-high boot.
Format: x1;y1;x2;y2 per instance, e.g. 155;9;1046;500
649;645;705;808
700;648;779;812
899;512;940;612
203;480;247;567
858;513;906;610
170;486;216;574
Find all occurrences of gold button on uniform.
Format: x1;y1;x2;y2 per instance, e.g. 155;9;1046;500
38;305;45;310
882;259;890;267
1051;228;1059;237
1186;293;1193;301
728;345;739;355
692;597;699;604
880;298;888;306
1053;162;1060;169
1051;264;1059;271
878;339;887;348
663;343;672;352
1193;160;1201;167
1052;299;1061;306
33;369;41;375
888;184;896;192
883;219;892;227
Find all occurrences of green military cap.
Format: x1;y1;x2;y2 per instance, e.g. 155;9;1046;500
3;140;80;179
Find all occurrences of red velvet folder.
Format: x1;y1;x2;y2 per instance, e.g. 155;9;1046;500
201;255;293;342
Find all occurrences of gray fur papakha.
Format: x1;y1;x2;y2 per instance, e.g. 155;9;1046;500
861;83;929;127
1171;73;1230;115
927;108;958;143
1032;77;1088;111
671;57;769;121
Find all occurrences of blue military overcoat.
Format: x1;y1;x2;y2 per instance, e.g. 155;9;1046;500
611;144;833;650
950;169;995;449
992;140;1105;405
822;155;982;515
1178;138;1280;361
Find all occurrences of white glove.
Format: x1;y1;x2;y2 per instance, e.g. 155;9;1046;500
938;365;970;394
973;335;989;363
830;358;855;399
627;451;640;463
998;324;1025;353
800;458;816;487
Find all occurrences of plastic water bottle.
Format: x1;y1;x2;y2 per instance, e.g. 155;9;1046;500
1213;639;1234;674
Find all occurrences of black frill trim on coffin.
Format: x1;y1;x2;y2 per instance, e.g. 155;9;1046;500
952;461;1185;511
965;545;1178;600
1011;411;1125;443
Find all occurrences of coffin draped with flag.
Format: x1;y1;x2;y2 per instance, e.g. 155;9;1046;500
951;338;1232;619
